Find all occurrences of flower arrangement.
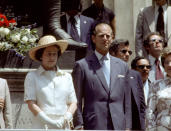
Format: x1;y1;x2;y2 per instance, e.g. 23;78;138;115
0;14;39;56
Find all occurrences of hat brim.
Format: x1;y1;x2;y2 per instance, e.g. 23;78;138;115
29;40;68;62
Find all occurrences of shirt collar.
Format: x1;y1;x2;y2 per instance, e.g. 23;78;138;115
155;3;167;13
66;14;80;23
148;55;161;65
37;65;64;76
95;50;110;61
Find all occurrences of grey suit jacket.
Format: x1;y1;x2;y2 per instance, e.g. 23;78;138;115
72;53;132;130
0;78;13;129
135;5;171;57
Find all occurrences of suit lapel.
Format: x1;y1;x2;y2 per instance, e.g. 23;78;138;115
144;6;155;32
80;15;84;41
80;15;87;41
129;74;140;108
88;53;110;94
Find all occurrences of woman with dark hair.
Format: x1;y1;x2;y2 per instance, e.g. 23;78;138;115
24;35;77;129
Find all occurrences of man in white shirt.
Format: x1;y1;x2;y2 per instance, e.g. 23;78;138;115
143;32;166;83
135;0;171;57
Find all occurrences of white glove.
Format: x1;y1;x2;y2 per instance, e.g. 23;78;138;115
37;111;63;129
64;112;73;122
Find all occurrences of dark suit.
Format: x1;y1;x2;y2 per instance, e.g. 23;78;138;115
61;14;94;60
60;14;94;50
128;69;145;130
72;53;132;130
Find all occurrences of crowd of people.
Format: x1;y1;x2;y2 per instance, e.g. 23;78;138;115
1;0;171;130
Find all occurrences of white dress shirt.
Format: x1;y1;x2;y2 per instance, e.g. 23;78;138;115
66;14;81;36
144;79;150;105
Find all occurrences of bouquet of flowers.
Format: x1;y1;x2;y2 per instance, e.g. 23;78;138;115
0;14;39;56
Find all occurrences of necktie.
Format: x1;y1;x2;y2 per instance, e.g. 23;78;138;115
69;16;80;42
100;56;110;87
155;59;164;80
156;6;165;38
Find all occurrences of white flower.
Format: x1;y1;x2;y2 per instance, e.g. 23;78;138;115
0;27;10;38
0;26;39;55
21;36;28;43
0;42;5;47
0;41;11;49
3;28;10;35
4;42;12;48
29;37;37;43
25;29;30;34
0;27;4;33
10;33;21;43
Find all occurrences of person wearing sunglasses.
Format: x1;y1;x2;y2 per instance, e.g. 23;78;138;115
131;56;151;105
109;39;145;130
146;46;171;130
144;32;166;83
109;39;132;62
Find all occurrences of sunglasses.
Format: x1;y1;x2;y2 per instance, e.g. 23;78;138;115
137;65;151;69
120;50;132;55
149;38;164;43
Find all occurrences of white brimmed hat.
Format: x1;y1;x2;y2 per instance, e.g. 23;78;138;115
29;35;68;62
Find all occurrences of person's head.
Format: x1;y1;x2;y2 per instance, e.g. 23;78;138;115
93;0;104;8
131;56;151;83
161;46;171;77
144;32;164;58
109;39;132;62
29;35;68;70
154;0;167;6
62;0;82;16
92;22;114;55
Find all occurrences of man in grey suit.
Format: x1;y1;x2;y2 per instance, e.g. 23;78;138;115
135;0;171;57
72;22;132;130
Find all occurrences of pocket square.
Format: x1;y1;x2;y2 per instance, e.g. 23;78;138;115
83;21;87;24
130;76;134;79
118;74;125;78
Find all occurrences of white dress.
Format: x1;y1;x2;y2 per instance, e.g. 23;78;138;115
24;66;77;129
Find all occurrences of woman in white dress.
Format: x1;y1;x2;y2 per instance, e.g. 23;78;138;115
146;46;171;131
24;35;77;129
